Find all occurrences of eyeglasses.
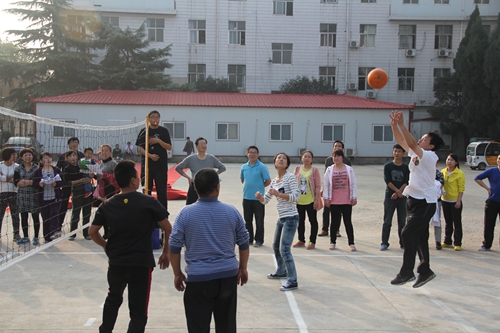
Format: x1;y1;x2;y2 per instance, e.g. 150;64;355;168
248;151;258;155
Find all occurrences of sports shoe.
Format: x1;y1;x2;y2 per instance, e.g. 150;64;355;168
390;273;416;285
350;244;357;252
50;231;62;240
454;245;461;251
336;230;342;238
413;270;436;288
441;243;453;249
32;238;39;246
293;240;305;247
280;283;298;291
68;236;75;241
478;246;490;251
380;244;389;251
436;242;442;250
318;231;328;237
306;242;315;250
17;237;30;245
85;236;92;240
329;243;336;250
267;272;287;279
253;242;263;247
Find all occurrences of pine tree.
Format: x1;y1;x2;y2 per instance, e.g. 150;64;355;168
279;76;337;94
483;13;500;135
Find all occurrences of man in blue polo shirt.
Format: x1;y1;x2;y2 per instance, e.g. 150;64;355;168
240;146;271;247
169;168;250;333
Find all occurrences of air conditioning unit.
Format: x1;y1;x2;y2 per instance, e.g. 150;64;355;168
349;40;358;48
298;148;307;156
348;83;357;90
438;49;452;58
346;148;356;157
406;49;416;57
366;91;377;99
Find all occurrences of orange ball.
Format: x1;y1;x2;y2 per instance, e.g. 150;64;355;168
367;68;389;90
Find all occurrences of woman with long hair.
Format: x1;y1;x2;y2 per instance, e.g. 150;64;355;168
255;152;300;291
441;153;465;251
323;149;357;251
293;150;322;250
0;148;20;242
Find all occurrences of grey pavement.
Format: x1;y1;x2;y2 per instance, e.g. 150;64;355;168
1;163;500;332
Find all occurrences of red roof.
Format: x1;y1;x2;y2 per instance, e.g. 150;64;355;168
32;89;414;110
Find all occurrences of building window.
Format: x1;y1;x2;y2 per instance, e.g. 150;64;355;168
398;68;415;91
319;66;336;88
360;24;376;47
474;0;489;4
270;123;292;141
217;123;239;141
53;120;76;138
399;25;416;49
102;16;119;26
403;0;418;3
322;124;344;142
320;24;337;47
358;67;375;91
66;15;88;37
273;0;293;16
373;125;393;143
188;64;206;83
435;25;452;49
434;0;449;3
189;20;206;44
163;122;186;140
147;18;164;42
433;68;451;88
272;43;293;64
228;65;246;89
321;0;338;2
229;21;245;45
361;0;377;2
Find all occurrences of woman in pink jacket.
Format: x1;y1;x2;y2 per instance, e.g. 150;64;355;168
323;149;357;251
293;150;322;250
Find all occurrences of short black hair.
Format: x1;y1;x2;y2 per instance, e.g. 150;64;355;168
195;137;207;146
186;136;190;140
148;110;160;118
333;149;345;162
393;144;405;153
273;152;291;170
302;150;314;158
114;160;138;188
194;168;219;197
65;150;77;158
1;148;16;161
427;132;445;151
39;152;52;161
67;137;79;145
83;147;93;153
247;145;259;154
19;148;34;158
333;140;345;149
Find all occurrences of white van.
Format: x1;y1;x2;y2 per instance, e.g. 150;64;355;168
466;141;500;170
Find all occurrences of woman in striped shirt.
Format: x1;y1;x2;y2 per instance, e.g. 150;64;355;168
256;152;300;291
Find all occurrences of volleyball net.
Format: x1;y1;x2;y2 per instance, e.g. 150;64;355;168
0;106;145;271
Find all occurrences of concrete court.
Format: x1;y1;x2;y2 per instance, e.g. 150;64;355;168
1;162;500;333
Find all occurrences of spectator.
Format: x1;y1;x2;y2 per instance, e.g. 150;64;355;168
0;148;20;242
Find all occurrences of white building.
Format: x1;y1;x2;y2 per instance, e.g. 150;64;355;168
69;0;500;115
32;89;419;162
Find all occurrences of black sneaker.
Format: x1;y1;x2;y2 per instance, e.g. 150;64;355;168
267;272;287;279
436;242;442;250
413;271;436;288
390;273;416;285
280;283;298;291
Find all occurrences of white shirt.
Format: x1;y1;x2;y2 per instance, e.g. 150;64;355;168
403;149;438;203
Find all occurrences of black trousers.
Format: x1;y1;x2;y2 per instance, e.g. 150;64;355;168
58;186;72;230
297;203;318;244
20;212;40;238
482;199;500;249
186;183;199;205
144;168;168;209
399;197;436;277
100;265;153;333
184;275;238;333
330;205;354;245
442;201;463;246
242;199;265;244
70;190;92;238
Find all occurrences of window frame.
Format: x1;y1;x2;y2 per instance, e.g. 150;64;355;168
272;43;293;64
228;21;246;45
53;119;76;138
189;20;206;44
163;121;186;140
360;24;377;47
216;122;240;141
102;16;119;27
474;0;489;4
319;66;336;88
273;0;294;16
372;124;394;143
320;23;337;47
321;123;344;143
358;67;375;91
147;18;164;42
228;65;246;89
361;0;377;3
398;68;415;91
399;25;416;49
403;0;418;3
188;64;206;83
269;123;293;142
433;68;451;89
435;25;453;49
434;0;449;3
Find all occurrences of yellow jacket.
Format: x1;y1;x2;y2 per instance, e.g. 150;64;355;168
441;167;465;201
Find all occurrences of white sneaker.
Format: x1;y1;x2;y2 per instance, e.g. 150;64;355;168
51;231;62;240
350;244;357;252
329;243;336;250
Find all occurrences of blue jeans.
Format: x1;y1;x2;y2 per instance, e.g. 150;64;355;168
272;215;299;285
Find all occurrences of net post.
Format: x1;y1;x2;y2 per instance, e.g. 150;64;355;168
144;116;149;195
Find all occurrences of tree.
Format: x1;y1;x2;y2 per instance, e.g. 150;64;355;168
93;22;173;90
0;0;96;113
279;76;337;94
483;13;500;135
170;76;239;93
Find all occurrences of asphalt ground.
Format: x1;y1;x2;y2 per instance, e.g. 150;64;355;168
1;163;499;333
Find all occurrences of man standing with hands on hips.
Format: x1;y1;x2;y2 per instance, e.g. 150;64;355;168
389;110;444;288
136;110;172;209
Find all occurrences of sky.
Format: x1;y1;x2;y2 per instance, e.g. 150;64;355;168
0;2;27;41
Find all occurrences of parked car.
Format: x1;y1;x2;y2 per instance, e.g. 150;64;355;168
2;136;44;162
466;141;500;170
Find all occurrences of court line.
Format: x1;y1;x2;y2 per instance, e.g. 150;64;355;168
83;318;97;327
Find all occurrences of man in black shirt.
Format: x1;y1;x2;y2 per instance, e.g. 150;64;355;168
136;110;172;209
89;160;172;333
